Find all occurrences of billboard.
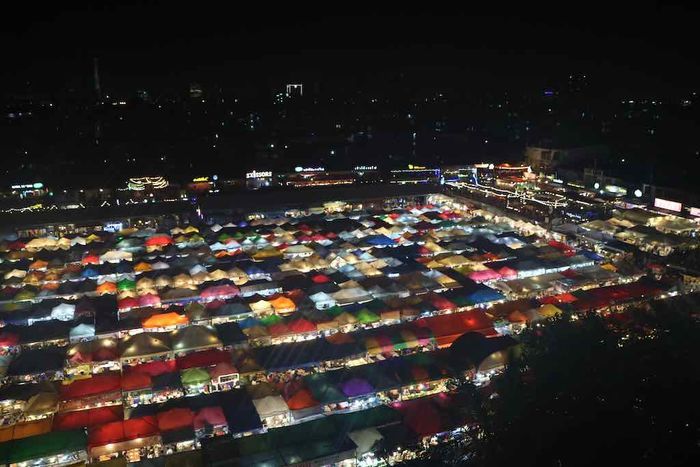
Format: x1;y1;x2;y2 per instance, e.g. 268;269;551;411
654;198;682;212
689;207;700;217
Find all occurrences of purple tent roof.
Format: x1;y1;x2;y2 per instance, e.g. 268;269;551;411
340;377;374;397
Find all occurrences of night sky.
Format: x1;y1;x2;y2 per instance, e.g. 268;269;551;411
2;1;699;95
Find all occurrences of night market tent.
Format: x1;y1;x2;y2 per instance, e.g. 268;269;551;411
253;395;291;422
527;304;563;321
172;325;222;353
200;284;240;299
162;287;198;300
332;287;372;305
69;322;95;340
0;419;53;442
309;291;337;309
53;406;123;431
0;429;87;465
23;390;59;418
142;311;189;329
468;268;502;283
51;302;76;321
60;373;122;400
348;427;384;455
119;332;171;360
181;367;211;386
100;250;132;263
416;310;496;347
176;348;232;370
157;407;194;432
88;416;159;449
269;296;296;315
6;347;66;377
138;293;162;307
193;406;228;431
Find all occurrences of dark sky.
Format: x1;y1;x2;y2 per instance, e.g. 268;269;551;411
2;1;699;94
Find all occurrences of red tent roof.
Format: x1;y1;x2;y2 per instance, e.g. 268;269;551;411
82;255;100;265
267;322;291;337
126;359;176;377
311;274;330;284
176;349;232;370
121;372;152;391
193;406;227;430
287;318;316;334
60;374;122;401
145;235;173;247
53;406;123;431
88;416;158;447
0;331;19;348
157;408;194;432
415;310;496;347
394;398;443;436
284;388;318;410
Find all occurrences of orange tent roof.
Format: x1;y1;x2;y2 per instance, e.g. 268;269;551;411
96;282;117;294
269;296;296;315
142;312;189;329
134;262;153;272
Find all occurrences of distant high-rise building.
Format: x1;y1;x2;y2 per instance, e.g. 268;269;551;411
286;83;303;97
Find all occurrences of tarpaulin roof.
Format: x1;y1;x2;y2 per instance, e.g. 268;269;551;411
53;406;123;431
88;416;159;447
193;406;227;430
0;429;87;464
172;325;221;352
119;332;171;359
60;373;121;400
176;348;231;370
157;408;194;432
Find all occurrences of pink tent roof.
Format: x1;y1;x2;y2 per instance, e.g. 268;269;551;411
200;284;240;299
138;293;161;307
193;406;227;429
209;361;238;378
468;269;502;282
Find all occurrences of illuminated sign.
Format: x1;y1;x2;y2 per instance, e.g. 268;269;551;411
294;167;325;173
11;182;44;190
654;198;682;212
246;170;273;179
192;177;210;183
103;222;123;233
407;164;427;170
690;207;700;217
354;165;377;171
128;177;169;191
604;185;627;196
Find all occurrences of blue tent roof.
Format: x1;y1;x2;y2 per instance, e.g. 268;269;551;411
468;287;505;304
579;249;604;261
365;235;395;247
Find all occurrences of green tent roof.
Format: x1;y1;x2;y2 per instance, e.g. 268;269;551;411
259;314;282;327
2;430;87;464
117;279;136;291
180;367;211;385
355;308;380;324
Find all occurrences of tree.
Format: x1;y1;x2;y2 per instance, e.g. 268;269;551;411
447;307;700;466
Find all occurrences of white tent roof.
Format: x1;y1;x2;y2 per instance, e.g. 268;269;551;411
70;323;96;339
252;395;290;419
348;427;384;455
51;303;76;321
